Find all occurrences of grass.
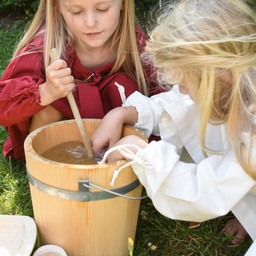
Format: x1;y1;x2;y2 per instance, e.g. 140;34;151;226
134;199;251;255
0;16;253;256
0;19;27;76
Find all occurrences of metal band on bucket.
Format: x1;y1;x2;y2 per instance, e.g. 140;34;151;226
26;167;144;201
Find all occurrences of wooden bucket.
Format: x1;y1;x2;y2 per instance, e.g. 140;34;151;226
24;119;147;256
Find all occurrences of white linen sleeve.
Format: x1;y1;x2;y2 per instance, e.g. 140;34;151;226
131;140;256;222
123;91;163;138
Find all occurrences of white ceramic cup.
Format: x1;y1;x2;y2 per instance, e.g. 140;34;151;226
33;245;67;256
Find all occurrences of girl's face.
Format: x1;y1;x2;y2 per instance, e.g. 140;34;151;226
59;0;123;50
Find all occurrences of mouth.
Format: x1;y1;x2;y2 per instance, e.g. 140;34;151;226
85;32;101;36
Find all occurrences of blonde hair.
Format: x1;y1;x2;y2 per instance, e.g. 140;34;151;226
145;0;256;178
13;0;148;95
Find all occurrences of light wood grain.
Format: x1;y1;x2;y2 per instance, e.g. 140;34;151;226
25;119;147;256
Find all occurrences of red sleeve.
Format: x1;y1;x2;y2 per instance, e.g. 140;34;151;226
0;42;45;126
135;27;166;96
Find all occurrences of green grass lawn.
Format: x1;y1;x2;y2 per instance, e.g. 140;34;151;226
0;17;253;256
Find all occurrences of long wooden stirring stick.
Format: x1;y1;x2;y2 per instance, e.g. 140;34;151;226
50;48;94;158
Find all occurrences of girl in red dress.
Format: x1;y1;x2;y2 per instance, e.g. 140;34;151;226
0;0;159;160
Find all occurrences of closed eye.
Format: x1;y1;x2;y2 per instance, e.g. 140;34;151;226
96;8;109;12
72;11;83;15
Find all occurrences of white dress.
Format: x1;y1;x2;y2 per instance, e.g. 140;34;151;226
122;86;256;244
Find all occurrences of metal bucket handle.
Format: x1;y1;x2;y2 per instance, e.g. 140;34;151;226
82;181;147;200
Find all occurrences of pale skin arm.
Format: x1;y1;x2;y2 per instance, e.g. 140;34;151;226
29;55;75;132
91;106;148;161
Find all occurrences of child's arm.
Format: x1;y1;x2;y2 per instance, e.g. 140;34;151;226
91;89;181;153
0;51;45;126
91;106;138;153
126;139;256;224
0;47;74;126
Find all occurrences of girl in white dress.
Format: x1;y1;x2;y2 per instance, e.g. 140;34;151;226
91;0;256;253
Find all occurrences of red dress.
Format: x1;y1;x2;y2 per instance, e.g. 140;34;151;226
0;28;160;160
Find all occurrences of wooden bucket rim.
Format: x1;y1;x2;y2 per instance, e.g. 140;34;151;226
24;118;147;170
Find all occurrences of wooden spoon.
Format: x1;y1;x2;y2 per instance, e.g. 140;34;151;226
50;48;94;158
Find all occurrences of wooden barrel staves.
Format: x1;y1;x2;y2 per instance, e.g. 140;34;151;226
24;119;147;256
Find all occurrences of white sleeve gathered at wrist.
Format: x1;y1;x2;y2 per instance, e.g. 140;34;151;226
131;140;179;198
124;100;145;133
124;91;162;138
99;143;154;186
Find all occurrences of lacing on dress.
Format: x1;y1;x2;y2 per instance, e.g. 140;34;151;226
114;82;126;104
98;144;153;186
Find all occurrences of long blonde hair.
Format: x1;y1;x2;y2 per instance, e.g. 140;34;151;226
13;0;148;95
145;0;256;177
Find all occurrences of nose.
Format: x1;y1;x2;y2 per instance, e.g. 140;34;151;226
84;12;97;27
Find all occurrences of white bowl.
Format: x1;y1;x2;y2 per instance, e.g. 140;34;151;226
33;245;67;256
0;215;36;256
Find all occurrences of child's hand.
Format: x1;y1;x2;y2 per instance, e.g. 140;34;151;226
91;106;139;153
39;58;75;106
106;135;148;162
91;107;124;153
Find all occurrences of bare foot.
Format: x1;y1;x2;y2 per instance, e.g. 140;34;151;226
223;218;248;245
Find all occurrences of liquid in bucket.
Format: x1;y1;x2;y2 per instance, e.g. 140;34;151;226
41;141;105;165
